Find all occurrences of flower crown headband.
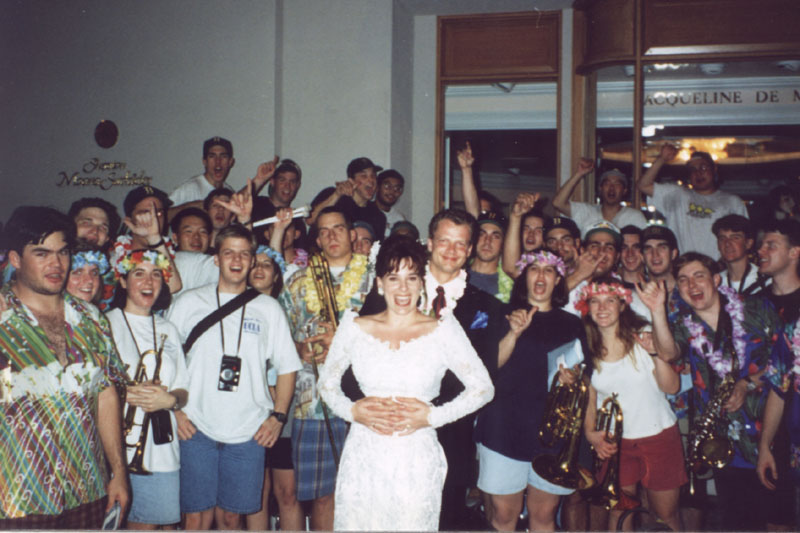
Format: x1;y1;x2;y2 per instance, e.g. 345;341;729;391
574;281;633;317
255;245;287;274
114;250;172;282
515;250;566;277
72;250;110;275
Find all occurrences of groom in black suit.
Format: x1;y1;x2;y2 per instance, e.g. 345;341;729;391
360;208;505;530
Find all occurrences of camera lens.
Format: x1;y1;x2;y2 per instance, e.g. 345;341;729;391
221;368;234;381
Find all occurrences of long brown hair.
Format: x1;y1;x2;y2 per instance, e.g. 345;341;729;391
581;278;648;371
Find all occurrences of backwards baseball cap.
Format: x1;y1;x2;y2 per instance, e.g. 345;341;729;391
641;224;678;251
203;137;233;158
598;168;628;189
583;220;621;246
353;220;377;241
687;151;715;168
544;216;580;239
477;210;507;233
346;157;383;179
123;185;173;217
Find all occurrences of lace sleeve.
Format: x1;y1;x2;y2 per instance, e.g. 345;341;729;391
317;310;357;423
427;315;495;428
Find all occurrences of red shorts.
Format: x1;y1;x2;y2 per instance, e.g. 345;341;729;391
619;424;687;491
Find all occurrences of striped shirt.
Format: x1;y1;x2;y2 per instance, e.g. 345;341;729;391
0;285;125;519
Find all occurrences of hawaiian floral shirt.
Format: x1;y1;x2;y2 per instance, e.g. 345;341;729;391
279;254;373;420
765;318;800;480
0;286;125;519
672;294;780;468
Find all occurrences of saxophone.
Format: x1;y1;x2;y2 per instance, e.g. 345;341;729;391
688;373;736;479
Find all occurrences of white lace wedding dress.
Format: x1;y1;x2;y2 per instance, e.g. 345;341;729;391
318;310;494;531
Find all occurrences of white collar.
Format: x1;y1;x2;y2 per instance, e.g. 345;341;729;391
422;264;467;317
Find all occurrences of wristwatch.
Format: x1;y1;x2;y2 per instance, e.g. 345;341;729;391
270;411;287;424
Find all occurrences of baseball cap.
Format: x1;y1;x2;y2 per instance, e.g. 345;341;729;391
583;221;621;246
123;186;173;217
544;216;580;239
641;224;678;251
346;157;383;179
203;137;233;158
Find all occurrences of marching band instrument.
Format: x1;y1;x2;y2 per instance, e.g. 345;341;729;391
307;252;340;464
688;373;735;494
583;394;639;511
124;333;168;476
532;366;595;490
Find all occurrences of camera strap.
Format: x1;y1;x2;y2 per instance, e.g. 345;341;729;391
182;288;259;354
216;288;246;356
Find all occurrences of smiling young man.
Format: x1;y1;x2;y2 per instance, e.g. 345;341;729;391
278;206;374;531
713;214;766;295
308;157;387;241
0;206;128;529
171;207;212;254
618;225;645;288
374;169;407;238
168;224;300;531
665;252;781;531
468;211;514;303
553;158;646;235
169;137;236;209
638;145;748;258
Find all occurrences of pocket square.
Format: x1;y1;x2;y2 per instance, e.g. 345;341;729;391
470;310;489;330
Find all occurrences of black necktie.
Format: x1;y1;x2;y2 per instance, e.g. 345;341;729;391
432;286;446;318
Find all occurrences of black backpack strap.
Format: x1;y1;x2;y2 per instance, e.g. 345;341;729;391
182;288;260;354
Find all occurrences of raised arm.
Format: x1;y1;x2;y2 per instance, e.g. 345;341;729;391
498;307;536;368
552;157;595;216
457;141;480;218
635;280;679;362
502;193;538;278
638;144;678;197
307;181;353;226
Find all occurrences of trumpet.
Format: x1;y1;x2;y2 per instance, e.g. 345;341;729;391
532;366;595;490
583;394;639;511
124;333;168;476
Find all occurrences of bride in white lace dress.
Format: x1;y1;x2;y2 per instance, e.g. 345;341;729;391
318;236;494;531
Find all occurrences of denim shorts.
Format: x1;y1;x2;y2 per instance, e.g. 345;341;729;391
128;471;180;525
477;443;574;496
179;430;265;514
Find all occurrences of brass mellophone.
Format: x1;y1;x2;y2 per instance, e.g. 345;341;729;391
124;333;168;476
532;366;595;490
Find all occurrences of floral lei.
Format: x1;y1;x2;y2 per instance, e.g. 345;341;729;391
574;281;633;316
114;250;173;282
303;254;368;314
293;249;309;268
515;250;566;277
682;285;746;379
496;260;513;303
255;245;287;274
72;250;110;275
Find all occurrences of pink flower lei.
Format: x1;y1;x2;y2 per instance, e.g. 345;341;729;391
574;281;632;317
682;285;746;379
515;251;566;277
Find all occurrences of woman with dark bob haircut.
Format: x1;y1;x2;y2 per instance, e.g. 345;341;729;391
317;234;494;531
474;250;588;531
105;250;189;529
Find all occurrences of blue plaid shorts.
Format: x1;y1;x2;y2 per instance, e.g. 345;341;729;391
292;417;348;501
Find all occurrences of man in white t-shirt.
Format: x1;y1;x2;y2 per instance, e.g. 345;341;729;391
638;144;749;258
168;224;301;530
169;137;237;209
553;157;647;235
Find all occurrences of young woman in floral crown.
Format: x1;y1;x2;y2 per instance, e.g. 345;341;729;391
577;276;684;531
473;250;588;532
106;250;189;530
66;245;109;305
245;245;304;531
